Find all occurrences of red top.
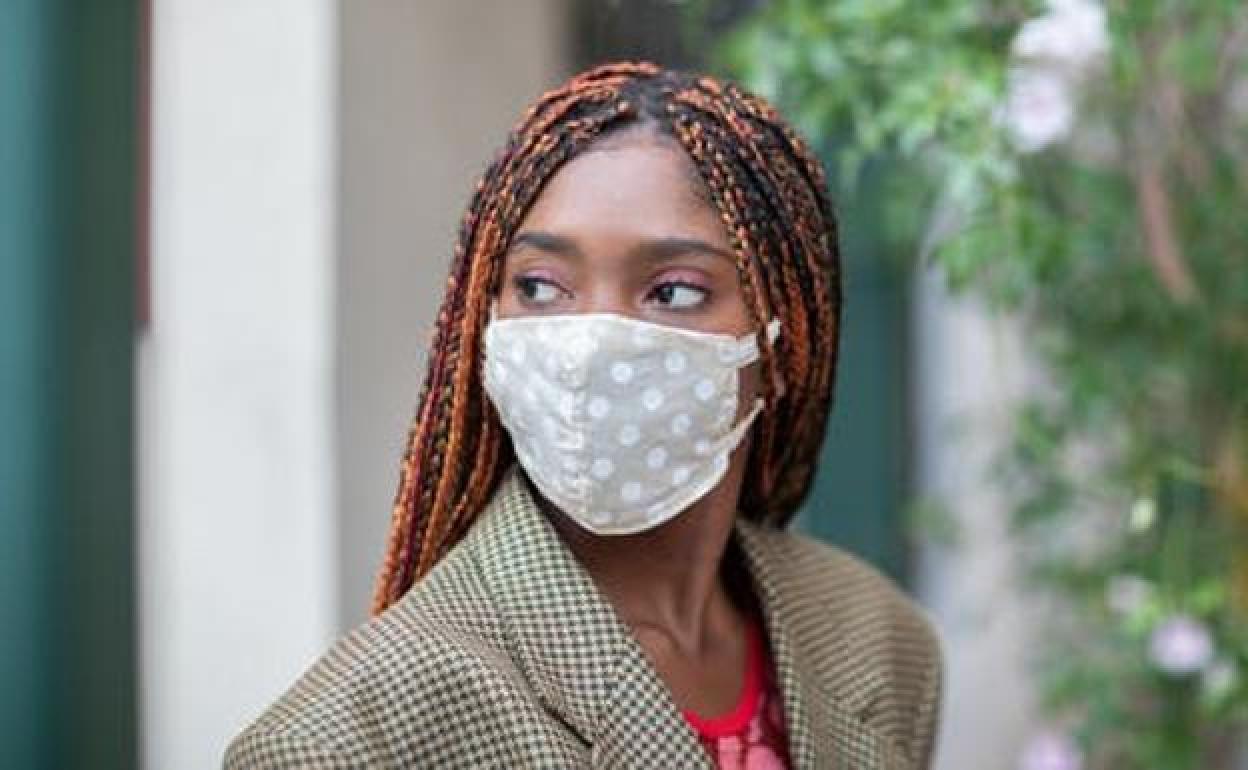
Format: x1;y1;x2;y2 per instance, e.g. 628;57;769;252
681;619;792;769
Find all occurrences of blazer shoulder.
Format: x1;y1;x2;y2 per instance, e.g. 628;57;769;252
224;545;534;769
761;525;942;656
751;525;944;767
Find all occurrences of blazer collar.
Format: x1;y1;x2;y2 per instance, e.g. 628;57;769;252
464;464;898;769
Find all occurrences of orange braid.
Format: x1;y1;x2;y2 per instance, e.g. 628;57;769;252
370;61;842;616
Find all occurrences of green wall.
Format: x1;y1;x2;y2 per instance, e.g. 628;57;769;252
794;174;913;583
0;2;139;768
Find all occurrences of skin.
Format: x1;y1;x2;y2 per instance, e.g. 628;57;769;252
494;126;785;719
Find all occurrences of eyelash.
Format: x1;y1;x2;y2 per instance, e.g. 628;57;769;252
512;275;562;305
511;274;711;310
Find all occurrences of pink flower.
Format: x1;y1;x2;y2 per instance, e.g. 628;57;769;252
1002;0;1109;154
1004;68;1075;152
1149;614;1214;675
1012;0;1108;70
1019;730;1083;770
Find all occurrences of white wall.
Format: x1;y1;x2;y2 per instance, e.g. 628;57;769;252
139;2;568;766
913;263;1039;769
335;0;568;626
139;2;337;768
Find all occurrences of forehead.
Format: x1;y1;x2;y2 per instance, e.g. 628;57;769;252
515;134;722;243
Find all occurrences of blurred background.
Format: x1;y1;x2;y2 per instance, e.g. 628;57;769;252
3;1;1245;768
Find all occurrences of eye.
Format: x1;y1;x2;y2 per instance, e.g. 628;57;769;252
512;274;563;305
648;281;709;310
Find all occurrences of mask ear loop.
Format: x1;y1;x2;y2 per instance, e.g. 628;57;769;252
734;317;783;368
712;320;778;475
765;317;782;345
734;317;783;419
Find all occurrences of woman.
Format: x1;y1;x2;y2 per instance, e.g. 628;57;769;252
226;61;942;770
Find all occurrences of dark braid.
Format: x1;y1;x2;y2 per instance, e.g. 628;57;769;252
371;61;842;616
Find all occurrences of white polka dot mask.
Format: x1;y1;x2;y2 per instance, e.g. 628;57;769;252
482;302;781;535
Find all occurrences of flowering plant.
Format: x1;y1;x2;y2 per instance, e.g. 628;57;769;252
716;0;1248;766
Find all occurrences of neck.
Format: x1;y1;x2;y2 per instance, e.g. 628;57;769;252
539;455;753;657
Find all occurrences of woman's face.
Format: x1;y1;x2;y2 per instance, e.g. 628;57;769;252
496;130;768;420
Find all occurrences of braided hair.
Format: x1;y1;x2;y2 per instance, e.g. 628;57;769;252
371;61;842;617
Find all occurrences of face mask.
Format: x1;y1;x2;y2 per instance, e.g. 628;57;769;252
481;300;781;535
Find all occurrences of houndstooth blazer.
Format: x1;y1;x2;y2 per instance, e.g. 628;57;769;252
224;464;943;769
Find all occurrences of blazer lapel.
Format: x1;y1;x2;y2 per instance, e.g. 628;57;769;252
467;465;712;768
735;519;910;769
466;464;904;769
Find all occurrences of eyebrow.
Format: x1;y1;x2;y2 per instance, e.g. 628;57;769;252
507;230;736;264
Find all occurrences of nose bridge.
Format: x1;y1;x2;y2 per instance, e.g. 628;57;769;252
578;269;638;319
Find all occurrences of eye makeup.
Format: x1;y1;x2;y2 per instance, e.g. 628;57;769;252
507;267;718;313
